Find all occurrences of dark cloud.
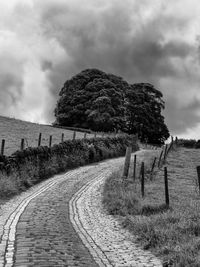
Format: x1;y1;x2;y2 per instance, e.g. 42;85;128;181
0;0;199;136
36;0;194;83
41;60;53;72
35;0;198;132
164;97;200;135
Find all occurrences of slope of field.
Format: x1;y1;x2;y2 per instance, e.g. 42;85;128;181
0;116;95;156
103;147;200;266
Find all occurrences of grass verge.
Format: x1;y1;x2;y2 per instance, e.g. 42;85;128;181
103;148;200;266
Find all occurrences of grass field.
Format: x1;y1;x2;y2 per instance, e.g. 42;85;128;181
103;147;200;266
0;116;96;156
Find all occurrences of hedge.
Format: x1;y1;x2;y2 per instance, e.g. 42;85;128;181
0;135;138;192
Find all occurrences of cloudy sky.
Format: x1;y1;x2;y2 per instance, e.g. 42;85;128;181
0;0;200;138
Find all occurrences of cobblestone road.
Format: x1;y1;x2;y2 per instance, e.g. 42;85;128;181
0;151;162;267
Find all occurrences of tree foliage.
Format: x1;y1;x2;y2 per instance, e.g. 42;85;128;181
55;69;128;131
55;69;169;144
125;83;169;144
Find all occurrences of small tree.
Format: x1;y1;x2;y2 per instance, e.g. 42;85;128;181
125;83;169;144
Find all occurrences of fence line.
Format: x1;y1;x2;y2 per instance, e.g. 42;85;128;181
121;135;178;204
0;130;128;156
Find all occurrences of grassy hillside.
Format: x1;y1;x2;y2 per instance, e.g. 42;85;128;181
0;116;95;156
103;147;200;266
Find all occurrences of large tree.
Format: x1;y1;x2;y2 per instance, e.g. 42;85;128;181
54;69;129;131
55;69;169;144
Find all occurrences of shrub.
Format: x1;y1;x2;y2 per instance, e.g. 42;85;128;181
0;135;138;199
195;140;200;149
177;139;197;148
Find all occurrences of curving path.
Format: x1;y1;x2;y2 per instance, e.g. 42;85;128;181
0;151;162;267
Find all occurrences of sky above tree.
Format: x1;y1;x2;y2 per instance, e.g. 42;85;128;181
0;0;200;138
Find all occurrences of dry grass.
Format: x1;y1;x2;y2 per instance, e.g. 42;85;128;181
0;116;96;155
103;147;200;266
0;174;20;200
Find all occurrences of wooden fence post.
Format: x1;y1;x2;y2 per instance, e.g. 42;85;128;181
133;154;137;181
196;166;200;194
167;140;173;154
73;131;76;140
122;147;132;178
150;157;157;180
38;133;42;147
49;135;52;147
61;133;64;143
1;139;5;155
20;139;25;150
141;162;145;197
163;145;168;163
171;136;174;144
175;136;178;146
84;132;87;139
164;167;169;206
158;150;163;168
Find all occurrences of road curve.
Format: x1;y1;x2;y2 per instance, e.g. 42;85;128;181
0;151;162;267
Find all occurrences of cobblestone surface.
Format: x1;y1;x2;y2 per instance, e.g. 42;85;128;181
0;151;162;267
70;154;162;267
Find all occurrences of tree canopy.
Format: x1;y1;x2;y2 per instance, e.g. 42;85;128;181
125;83;169;144
54;68;169;144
